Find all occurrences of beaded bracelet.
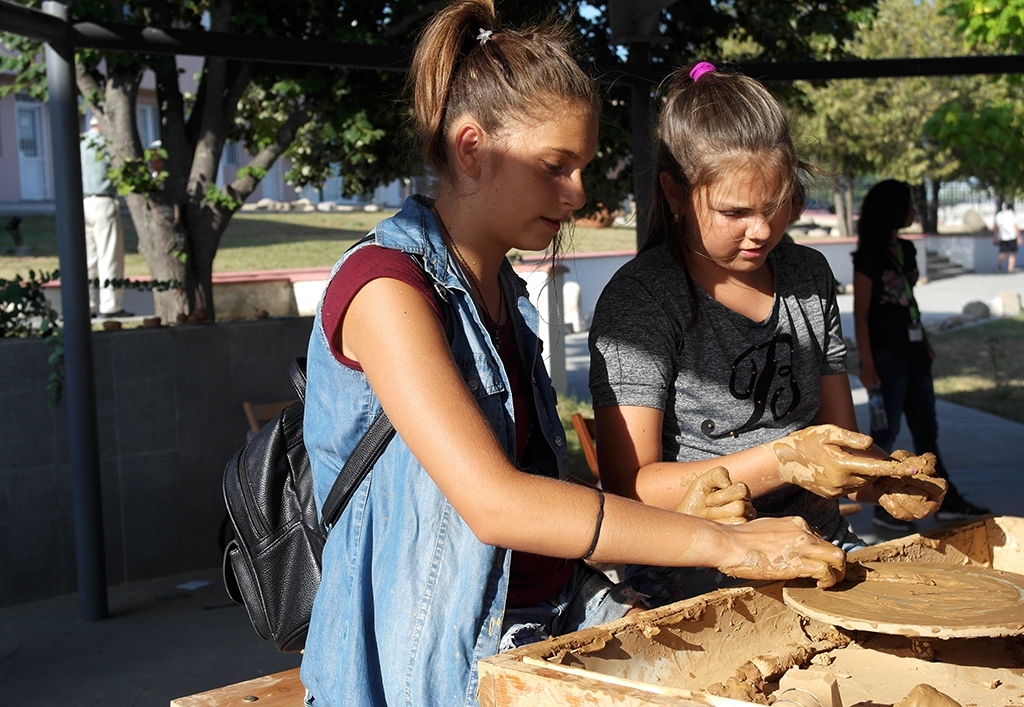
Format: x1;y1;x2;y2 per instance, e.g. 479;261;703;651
581;489;605;560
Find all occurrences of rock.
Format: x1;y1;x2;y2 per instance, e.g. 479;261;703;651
316;201;335;212
962;301;991;320
364;203;380;212
294;198;314;208
102;320;122;331
962;209;989;233
143;316;161;328
255;197;277;209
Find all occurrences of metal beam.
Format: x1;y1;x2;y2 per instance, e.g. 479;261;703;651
69;20;410;70
0;0;68;44
42;0;108;623
609;54;1024;87
5;0;1024;79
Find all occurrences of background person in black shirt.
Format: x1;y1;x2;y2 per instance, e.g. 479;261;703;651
852;179;990;532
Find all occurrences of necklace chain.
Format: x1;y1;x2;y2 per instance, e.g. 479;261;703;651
433;207;504;347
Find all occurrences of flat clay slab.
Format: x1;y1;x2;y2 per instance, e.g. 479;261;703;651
783;561;1024;639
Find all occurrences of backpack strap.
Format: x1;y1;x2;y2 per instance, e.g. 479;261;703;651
288;358;307;403
317;247;455;532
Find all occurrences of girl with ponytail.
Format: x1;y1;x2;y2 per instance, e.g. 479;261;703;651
301;12;844;706
589;64;946;608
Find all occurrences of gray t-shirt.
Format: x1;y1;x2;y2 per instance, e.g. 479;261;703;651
589;241;848;538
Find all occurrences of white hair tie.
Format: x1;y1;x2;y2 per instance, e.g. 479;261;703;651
477;28;493;44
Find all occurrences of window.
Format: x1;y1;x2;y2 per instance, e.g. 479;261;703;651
16;106;39;157
138;105;160;150
223;140;240;166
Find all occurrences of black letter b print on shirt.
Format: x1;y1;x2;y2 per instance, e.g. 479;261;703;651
701;333;800;439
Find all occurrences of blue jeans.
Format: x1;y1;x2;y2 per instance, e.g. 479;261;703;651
871;348;956;494
498;561;634;652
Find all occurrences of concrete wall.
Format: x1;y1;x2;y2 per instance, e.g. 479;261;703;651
0;316;314;607
522;251;635;333
523;237;930;331
926;233;1000;273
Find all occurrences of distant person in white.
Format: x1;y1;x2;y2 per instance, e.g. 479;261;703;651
80;116;130;317
994;201;1021;274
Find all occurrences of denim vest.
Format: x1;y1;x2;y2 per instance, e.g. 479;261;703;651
300;196;568;707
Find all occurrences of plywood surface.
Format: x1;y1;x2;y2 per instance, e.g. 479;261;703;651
170;668;302;707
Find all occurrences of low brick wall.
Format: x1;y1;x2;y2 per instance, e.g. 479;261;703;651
0;316;314;607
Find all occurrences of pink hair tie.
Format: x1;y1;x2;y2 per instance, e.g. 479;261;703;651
690;61;716;82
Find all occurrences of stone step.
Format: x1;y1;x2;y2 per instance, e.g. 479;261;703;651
925;251;972;280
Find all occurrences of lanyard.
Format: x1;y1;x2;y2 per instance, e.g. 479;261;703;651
890;242;920;322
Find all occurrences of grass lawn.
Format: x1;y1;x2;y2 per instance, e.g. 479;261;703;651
929;314;1024;425
0;210;640;280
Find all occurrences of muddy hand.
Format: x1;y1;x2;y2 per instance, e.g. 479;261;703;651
772;424;918;499
716;516;846;589
676;466;756;525
875;451;946;520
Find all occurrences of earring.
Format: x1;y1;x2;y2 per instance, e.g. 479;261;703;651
673;212;680;223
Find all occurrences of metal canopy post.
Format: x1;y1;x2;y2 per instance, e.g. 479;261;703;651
628;42;653;250
42;0;108;622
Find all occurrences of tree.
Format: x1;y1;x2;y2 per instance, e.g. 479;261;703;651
798;0;989;235
3;0;874;321
2;0;421;322
573;0;878;225
948;0;1024;54
930;0;1024;203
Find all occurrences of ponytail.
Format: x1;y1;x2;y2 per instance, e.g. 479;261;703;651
408;0;599;179
409;0;496;172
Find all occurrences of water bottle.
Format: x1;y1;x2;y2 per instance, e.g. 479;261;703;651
868;386;888;432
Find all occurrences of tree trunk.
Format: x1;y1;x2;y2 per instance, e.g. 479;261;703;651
77;32;300;324
833;187;849;238
912;181;940;233
833;166;856;239
124;193;189;322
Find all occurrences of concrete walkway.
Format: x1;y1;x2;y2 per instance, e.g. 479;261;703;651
1;271;1021;707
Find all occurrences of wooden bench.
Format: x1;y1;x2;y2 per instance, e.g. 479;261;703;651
171;668;303;707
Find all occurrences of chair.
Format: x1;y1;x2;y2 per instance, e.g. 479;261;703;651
570;413;599;483
242;400;297;437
